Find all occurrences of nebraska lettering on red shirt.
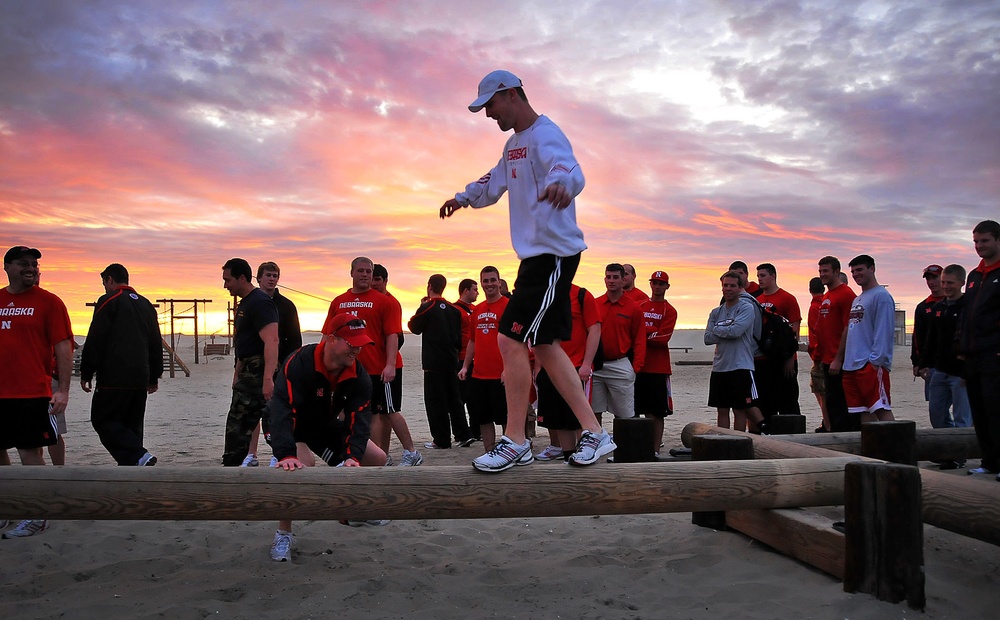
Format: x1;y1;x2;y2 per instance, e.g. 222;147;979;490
323;289;402;375
0;286;73;399
470;297;509;380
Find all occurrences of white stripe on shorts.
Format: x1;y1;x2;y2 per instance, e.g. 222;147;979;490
526;256;562;345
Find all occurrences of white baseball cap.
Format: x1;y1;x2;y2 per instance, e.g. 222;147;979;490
468;70;523;112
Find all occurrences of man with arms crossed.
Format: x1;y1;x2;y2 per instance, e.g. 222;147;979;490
840;255;895;423
266;315;387;562
0;246;73;538
441;70;614;471
957;220;1000;479
705;271;767;434
221;258;278;466
593;263;646;421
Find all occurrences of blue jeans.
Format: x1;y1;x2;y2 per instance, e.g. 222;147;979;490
928;370;972;428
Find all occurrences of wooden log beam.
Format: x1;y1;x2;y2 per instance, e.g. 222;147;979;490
0;459;858;522
681;425;979;461
726;508;845;580
682;422;1000;547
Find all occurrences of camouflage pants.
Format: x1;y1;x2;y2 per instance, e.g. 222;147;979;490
222;355;267;466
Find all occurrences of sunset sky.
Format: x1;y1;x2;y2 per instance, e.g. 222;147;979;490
3;1;998;341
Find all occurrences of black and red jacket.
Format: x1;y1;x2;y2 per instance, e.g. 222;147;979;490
958;260;1000;358
80;286;163;388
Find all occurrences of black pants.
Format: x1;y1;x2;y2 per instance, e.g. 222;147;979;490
424;370;472;447
966;355;1000;471
823;363;860;432
91;387;149;465
754;357;801;419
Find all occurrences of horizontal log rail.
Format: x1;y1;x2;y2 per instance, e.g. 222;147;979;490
0;458;860;522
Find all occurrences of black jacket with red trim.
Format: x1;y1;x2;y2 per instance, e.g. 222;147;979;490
80;286;163;388
266;342;372;463
958;260;1000;358
407;297;462;372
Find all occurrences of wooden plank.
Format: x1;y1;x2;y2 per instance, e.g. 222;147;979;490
726;508;845;579
0;458;858;522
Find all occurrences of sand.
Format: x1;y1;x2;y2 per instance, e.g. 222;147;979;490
2;333;998;619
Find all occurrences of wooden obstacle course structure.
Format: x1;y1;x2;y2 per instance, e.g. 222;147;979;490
0;458;858;522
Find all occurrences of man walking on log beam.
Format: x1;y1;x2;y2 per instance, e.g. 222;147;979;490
266;315;388;561
440;70;615;472
957;220;1000;479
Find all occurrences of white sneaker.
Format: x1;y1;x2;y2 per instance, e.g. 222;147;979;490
269;456;279;467
137;452;157;466
534;445;564;461
472;436;533;473
2;519;49;538
270;530;293;562
399;450;423;466
569;430;616;466
341;519;391;527
384;454;394;467
240;453;259;467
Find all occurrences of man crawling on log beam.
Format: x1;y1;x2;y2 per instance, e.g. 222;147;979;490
264;314;388;562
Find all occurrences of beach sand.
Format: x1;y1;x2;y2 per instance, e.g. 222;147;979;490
2;334;998;619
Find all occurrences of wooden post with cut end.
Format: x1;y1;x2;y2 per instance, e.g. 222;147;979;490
843;461;925;609
860;420;916;465
767;414;806;435
612;417;656;463
690;434;754;530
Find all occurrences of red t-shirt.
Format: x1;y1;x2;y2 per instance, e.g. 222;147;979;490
807;294;823;361
817;284;856;364
562;285;601;367
470;296;509;380
385;291;404;370
0;286;73;399
454;299;474;360
594;293;646;371
757;288;802;324
322;288;402;375
639;298;677;374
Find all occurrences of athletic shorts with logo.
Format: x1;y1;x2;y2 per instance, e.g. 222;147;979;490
635;372;672;417
843;363;891;414
499;253;580;346
370;371;403;415
0;397;58;450
707;369;760;409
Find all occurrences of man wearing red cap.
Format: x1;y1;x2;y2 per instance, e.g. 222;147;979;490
636;270;677;453
1;245;73;538
265;314;388;561
440;70;615;472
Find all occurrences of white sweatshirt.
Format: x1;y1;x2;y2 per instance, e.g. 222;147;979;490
455;115;587;260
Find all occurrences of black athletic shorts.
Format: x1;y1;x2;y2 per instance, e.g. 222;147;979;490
535;368;583;431
370;371;403;415
499;253;580;346
707;369;759;410
634;372;673;418
466;377;507;426
0;397;58;450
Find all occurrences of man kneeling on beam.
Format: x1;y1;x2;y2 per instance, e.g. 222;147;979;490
265;315;388;562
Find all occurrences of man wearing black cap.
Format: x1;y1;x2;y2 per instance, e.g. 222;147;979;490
1;246;73;538
265;314;388;561
440;70;615;472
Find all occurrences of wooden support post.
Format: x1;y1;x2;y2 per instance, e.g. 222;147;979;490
612;417;656;463
767;414;806;435
861;420;916;465
690;435;754;530
843;462;925;609
0;459;854;522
